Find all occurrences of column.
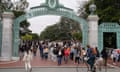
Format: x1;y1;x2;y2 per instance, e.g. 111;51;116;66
0;12;14;61
12;19;20;60
117;32;120;49
0;20;2;56
87;15;99;48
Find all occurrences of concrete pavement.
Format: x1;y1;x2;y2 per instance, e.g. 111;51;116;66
0;67;120;72
0;50;120;68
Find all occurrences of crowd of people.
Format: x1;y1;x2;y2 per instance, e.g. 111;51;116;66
111;49;120;65
19;40;119;72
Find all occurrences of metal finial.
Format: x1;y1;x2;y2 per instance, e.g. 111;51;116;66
89;2;96;15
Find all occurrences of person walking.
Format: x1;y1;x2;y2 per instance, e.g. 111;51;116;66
86;45;96;72
64;47;69;64
43;46;49;60
33;45;38;57
23;49;33;72
101;48;108;66
57;47;63;65
39;44;44;59
74;47;80;64
111;49;119;65
81;47;86;63
70;46;75;61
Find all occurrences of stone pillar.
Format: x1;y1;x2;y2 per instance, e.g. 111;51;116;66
0;20;2;57
0;12;14;61
87;15;99;48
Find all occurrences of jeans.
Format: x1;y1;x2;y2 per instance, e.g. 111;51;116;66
87;56;95;71
40;51;44;59
70;52;74;60
75;57;80;64
64;56;68;64
57;56;62;65
44;53;48;60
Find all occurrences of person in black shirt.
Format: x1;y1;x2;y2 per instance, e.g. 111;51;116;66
101;48;108;66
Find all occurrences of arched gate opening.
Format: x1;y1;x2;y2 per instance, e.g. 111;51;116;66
12;0;88;57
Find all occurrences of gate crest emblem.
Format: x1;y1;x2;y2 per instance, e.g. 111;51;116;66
45;0;59;9
48;0;57;9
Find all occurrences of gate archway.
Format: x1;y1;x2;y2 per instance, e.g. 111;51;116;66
12;0;88;57
98;23;120;52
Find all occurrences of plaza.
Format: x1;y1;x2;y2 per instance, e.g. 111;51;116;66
0;51;120;72
0;67;120;72
0;0;120;72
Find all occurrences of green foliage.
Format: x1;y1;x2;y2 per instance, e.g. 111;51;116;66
40;17;82;41
20;20;30;28
31;33;40;40
40;24;60;41
84;0;120;23
13;11;30;28
21;33;39;40
72;32;82;41
21;34;32;40
13;10;31;37
13;10;25;18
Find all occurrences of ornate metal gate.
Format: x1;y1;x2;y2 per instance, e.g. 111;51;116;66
12;0;88;57
98;23;120;52
0;20;2;56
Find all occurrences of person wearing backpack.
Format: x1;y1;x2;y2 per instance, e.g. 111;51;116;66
91;47;97;56
86;45;96;72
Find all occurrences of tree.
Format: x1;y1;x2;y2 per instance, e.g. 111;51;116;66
81;0;120;48
31;33;39;40
72;31;82;41
13;11;30;28
59;17;82;40
40;17;82;41
83;0;120;24
13;10;31;37
40;24;60;41
21;34;32;40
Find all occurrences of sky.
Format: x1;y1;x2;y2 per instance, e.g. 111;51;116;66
25;0;88;34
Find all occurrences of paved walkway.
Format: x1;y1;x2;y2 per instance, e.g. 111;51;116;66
1;67;120;72
107;58;120;67
0;56;87;68
0;50;87;68
0;51;120;68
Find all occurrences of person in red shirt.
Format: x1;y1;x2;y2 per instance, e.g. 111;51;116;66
64;47;70;64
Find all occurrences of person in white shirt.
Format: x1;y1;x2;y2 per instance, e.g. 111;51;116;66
112;49;119;65
23;49;32;72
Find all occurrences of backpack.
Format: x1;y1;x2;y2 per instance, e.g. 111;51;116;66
53;49;57;55
91;48;97;55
